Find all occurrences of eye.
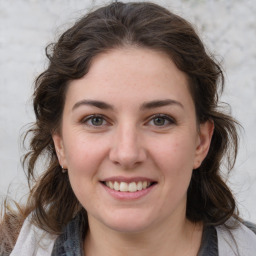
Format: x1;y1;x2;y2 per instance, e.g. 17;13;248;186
147;114;176;127
82;115;108;127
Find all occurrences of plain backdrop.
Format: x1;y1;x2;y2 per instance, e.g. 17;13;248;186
0;0;255;222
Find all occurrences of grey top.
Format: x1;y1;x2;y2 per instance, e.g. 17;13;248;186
51;213;84;256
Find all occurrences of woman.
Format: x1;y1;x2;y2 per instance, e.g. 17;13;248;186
1;1;256;255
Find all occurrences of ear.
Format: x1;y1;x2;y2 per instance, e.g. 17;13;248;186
193;120;214;169
52;133;68;169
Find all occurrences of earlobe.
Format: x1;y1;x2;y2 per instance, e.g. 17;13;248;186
193;120;214;169
52;133;67;168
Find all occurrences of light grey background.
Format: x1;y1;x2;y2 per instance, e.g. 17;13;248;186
0;0;255;222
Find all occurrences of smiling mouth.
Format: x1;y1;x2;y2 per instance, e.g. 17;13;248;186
102;181;156;192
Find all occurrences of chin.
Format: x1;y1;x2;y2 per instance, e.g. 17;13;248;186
107;221;151;233
100;211;155;233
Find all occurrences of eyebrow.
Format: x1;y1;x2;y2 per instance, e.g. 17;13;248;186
72;100;114;111
140;99;184;110
72;99;184;111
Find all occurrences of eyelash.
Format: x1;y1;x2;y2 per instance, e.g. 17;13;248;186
146;114;176;128
80;114;176;128
81;114;109;127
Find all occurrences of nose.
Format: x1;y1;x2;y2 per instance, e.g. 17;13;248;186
109;123;147;169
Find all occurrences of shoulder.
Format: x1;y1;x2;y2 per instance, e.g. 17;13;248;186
216;218;256;256
242;220;256;235
10;214;57;256
51;211;85;256
0;212;24;255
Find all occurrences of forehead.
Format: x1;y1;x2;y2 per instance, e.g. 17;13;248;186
65;47;194;110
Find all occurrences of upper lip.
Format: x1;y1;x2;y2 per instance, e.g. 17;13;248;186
102;176;157;183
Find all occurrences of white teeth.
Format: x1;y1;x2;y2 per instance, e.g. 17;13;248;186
109;181;114;189
128;182;137;192
120;182;128;192
105;181;153;192
137;181;142;191
106;181;114;189
114;181;120;191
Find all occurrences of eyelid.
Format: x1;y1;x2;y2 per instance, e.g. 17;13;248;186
79;113;176;128
81;114;110;127
146;114;176;127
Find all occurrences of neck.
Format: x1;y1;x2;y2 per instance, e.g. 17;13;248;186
84;215;203;256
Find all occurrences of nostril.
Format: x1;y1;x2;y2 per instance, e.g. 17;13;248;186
109;146;147;169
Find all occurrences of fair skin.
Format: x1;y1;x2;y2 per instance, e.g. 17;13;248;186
53;47;214;256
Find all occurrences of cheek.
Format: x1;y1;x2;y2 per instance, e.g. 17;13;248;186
152;134;197;171
63;132;107;171
65;138;104;206
150;134;197;196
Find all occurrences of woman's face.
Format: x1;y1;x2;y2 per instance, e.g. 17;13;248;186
53;47;213;233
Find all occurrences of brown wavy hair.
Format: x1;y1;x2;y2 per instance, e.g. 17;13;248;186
4;1;240;237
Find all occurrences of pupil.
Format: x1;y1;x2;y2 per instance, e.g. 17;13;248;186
92;117;103;126
154;117;165;126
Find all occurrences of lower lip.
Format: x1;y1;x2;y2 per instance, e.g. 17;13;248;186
101;183;156;200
